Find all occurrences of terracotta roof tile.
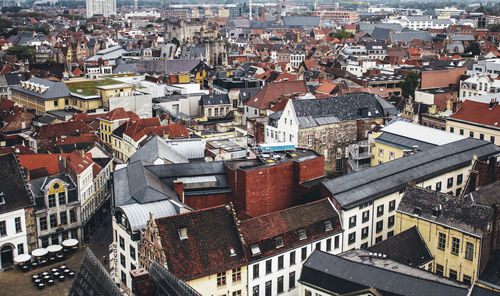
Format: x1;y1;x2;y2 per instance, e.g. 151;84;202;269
36;121;93;139
124;117;161;142
450;99;500;128
155;205;246;281
246;80;307;110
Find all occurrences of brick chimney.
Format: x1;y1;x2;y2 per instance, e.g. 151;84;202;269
130;268;154;296
173;180;184;203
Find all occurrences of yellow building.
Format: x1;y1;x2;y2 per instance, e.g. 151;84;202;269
446;99;500;146
371;121;466;166
97;108;139;145
96;84;134;109
11;78;72;115
396;186;494;284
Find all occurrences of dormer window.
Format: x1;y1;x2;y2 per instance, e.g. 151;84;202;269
298;229;307;240
178;227;188;240
324;220;333;232
275;236;284;248
0;192;5;205
229;247;236;257
251;244;261;256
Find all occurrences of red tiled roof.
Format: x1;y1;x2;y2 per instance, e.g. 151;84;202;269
0;145;34;156
246;80;307;110
0;98;15;112
275;72;297;82
36;121;93;139
72;67;84;77
98;108;139;122
1;109;34;133
450;100;500;128
19;153;68;176
66;151;95;175
239;199;340;259
315;83;337;95
55;133;98;146
155;205;246;281
124;117;161;142
268;98;289;112
141;123;190;139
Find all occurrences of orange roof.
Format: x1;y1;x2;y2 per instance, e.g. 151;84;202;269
316;83;337;95
246;80;307;110
124;117;161;142
275;73;297;82
56;133;98;146
99;108;139;122
450;100;500;128
142;123;190;139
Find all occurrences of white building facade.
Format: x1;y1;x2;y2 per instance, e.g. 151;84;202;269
86;0;117;18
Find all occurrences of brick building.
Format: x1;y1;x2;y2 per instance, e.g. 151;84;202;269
226;149;325;217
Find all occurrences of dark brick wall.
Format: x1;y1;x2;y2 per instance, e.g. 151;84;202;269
184;193;230;210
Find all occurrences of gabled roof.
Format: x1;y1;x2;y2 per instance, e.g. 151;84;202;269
449;99;500;129
0;153;32;214
322;138;500;209
11;77;70;100
300;249;469;296
291;93;389;128
124;117;161;142
69;248;122;296
130;136;189;165
98;107;139;122
398;186;493;237
201;94;230;106
246;80;307;110
368;226;433;267
155;205;246;281
149;261;202;296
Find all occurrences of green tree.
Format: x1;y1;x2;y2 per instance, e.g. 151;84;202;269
401;72;420;98
465;41;481;56
334;30;352;39
6;45;35;63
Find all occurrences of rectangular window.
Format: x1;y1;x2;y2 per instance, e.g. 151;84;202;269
232;291;241;296
452;237;460;255
15;217;21;233
301;247;307;261
60;212;67;225
376;236;382;243
298;229;307;240
119;236;125;250
388;230;394;237
469;131;474;138
436;182;442;192
305;290;312;296
275;236;284;248
334;236;339;249
217;271;226;286
252;286;259;296
232;267;241;282
348;232;356;245
326;238;332;251
50;214;57;228
480;134;484;140
307;134;313;146
59;194;65;205
120;253;126;268
378;148;383;157
70;208;77;223
388;215;395;227
349;216;356;228
277;276;284;293
450;127;454;133
48;194;56;208
491;136;496;143
460;129;464;135
253;264;259;279
290;250;296;265
278;255;284;270
265;280;271;296
447;177;453;188
362;210;369;223
121;271;126;284
465;242;474;261
463;275;471;285
449;269;458;281
377;205;384;217
289;271;296;289
389;200;396;212
265;259;272;274
39;216;47;231
361;226;368;239
17;243;24;255
130;246;136;261
376;220;383;233
438;233;446;250
457;174;463;185
389;151;395;160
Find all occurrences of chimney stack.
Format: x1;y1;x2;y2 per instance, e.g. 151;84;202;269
130;268;154;296
173;180;184;203
412;145;419;153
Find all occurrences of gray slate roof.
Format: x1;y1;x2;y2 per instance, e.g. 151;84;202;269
398;186;493;237
149;261;202;296
113;59;202;75
130;136;189;165
322;138;500;209
201;94;230;106
359;23;403;35
390;31;431;43
283;16;320;28
113;161;179;207
370;27;393;41
11;77;70;100
300;250;469;296
292;93;393;128
68;248;121;296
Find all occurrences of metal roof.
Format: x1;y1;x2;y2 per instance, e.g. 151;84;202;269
300;250;469;296
380;121;466;146
322;138;500;209
119;200;179;232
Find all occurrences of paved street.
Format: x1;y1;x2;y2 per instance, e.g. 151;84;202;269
0;215;112;296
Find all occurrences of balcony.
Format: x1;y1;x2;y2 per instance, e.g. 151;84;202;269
348;158;371;172
348;140;373;160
